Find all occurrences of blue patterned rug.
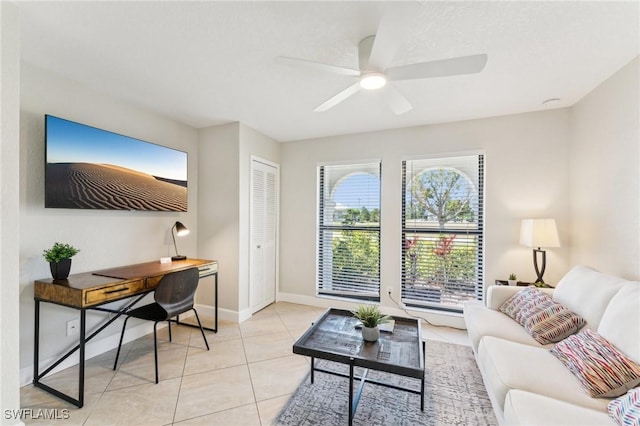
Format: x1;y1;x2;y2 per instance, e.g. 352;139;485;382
275;340;497;426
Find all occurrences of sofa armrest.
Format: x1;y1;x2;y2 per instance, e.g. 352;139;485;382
486;285;555;310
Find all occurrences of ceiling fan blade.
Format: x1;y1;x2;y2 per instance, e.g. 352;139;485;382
314;82;361;112
386;54;488;81
368;3;422;70
276;56;360;77
380;85;413;115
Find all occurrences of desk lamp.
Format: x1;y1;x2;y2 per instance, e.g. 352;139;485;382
520;218;560;284
171;221;189;261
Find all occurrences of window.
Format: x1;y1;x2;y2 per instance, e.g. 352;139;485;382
318;162;381;301
401;154;484;312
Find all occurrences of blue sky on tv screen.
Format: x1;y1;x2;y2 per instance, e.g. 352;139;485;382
46;116;187;181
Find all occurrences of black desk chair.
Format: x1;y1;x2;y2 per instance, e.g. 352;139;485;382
113;267;210;383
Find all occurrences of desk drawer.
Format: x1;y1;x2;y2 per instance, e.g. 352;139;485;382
85;280;146;305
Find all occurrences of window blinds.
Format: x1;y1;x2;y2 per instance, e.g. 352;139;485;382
317;162;381;301
401;155;484;312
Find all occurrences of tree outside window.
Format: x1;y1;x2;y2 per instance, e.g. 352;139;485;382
402;156;484;311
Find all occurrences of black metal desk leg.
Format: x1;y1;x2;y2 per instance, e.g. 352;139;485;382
311;357;315;383
33;300;40;386
78;309;86;407
421;340;425;411
348;359;354;426
214;272;218;332
175;272;218;333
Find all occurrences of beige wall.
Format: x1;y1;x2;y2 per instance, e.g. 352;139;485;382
279;109;572;323
569;56;640;280
198;122;241;316
198;122;280;320
18;64;199;376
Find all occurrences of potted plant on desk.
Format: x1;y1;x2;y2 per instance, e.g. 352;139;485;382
43;242;80;280
353;305;391;342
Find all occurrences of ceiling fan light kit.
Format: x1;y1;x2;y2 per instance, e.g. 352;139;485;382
360;73;387;90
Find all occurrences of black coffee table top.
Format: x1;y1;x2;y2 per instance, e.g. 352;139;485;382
293;308;424;378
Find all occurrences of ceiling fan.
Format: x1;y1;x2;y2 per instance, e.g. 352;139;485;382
277;34;487;115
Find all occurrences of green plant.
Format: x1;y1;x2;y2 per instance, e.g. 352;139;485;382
352;305;391;328
43;242;80;263
508;273;517;281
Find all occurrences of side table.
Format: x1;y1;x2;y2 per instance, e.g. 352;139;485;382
494;279;553;288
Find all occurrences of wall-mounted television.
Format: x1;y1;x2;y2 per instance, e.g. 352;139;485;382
45;115;188;211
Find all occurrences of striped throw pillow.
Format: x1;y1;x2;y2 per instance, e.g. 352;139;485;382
608;387;640;426
500;287;553;325
524;303;586;344
550;329;640;398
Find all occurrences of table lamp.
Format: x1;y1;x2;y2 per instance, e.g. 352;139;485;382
520;218;560;284
171;221;189;261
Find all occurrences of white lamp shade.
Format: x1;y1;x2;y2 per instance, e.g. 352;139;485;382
520;218;560;248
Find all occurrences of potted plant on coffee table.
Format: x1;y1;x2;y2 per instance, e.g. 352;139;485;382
352;304;391;342
43;242;80;280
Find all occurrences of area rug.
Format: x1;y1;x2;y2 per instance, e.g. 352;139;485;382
275;340;497;426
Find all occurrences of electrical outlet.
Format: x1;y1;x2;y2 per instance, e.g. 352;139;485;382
66;319;79;336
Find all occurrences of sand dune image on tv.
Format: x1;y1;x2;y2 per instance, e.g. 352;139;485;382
45;162;187;211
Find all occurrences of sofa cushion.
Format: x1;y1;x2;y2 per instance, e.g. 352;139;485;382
598;283;640;364
553;266;628;330
478;336;610;413
524;303;586;344
504;389;615;426
550;329;640;398
607;387;640;426
463;301;544;353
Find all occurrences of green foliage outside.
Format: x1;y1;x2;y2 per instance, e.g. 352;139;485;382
404;235;476;289
339;207;379;225
332;229;379;287
408;169;475;228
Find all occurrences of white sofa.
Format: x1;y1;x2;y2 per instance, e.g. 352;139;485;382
463;265;640;425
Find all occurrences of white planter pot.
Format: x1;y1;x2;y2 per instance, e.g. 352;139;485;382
508;280;517;286
361;326;379;342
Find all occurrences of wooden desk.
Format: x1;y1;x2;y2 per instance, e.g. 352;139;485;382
33;258;217;408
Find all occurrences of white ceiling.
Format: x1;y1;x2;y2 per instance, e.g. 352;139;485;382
16;1;639;142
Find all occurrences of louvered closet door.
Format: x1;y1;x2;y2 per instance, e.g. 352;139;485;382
250;159;278;313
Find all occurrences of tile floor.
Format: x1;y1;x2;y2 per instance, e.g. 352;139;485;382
21;302;469;425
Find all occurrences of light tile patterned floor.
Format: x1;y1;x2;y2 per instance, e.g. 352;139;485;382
21;302;469;425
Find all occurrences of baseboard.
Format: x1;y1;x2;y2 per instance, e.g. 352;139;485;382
194;303;247;323
276;291;466;329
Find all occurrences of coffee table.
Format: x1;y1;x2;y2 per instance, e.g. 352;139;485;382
293;308;425;425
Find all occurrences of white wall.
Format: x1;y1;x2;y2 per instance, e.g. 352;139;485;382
279;109;571;322
1;2;23;423
198;122;280;320
19;64;199;373
569;56;640;280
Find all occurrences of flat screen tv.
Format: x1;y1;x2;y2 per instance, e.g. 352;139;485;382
45;115;188;211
